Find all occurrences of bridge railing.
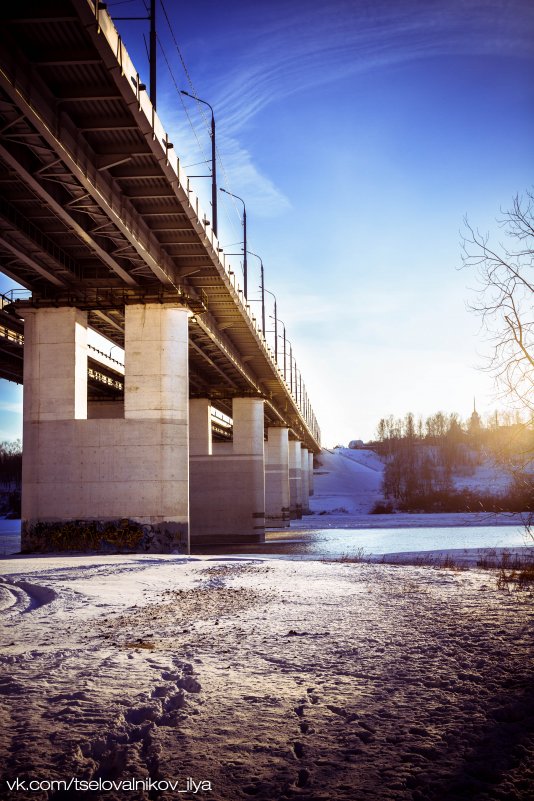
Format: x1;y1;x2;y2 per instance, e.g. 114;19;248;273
1;290;32;309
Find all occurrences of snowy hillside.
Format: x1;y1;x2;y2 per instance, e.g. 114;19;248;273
304;447;529;530
311;448;383;514
314;447;523;508
452;460;513;494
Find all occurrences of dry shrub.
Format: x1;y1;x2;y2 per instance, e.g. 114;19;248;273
496;551;534;592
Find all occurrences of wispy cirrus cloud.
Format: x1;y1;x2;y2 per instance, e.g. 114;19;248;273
160;0;533;226
159;88;291;231
211;0;534;134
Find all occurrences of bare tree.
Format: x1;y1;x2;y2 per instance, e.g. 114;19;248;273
462;191;534;414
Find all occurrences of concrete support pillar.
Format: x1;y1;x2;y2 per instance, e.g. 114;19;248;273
189;399;212;456
190;397;266;545
308;451;314;496
288;440;303;519
22;307;88;532
124;303;188;421
265;426;290;528
23;306;88;422
301;446;310;513
22;303;190;554
230;397;265;539
232;397;264;455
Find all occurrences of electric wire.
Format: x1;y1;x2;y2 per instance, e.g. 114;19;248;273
108;1;253;290
156;36;209;170
155;35;245;283
158;0;245;248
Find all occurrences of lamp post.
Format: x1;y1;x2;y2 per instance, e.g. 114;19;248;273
264;288;278;362
277;336;294;395
247;251;265;336
180;91;217;237
267;324;293;395
289;346;297;401
270;314;288;381
220;188;247;299
277;318;287;382
149;0;156;107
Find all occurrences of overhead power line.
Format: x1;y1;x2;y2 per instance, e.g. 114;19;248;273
158;0;248;241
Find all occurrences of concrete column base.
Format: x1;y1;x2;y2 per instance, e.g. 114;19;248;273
289;440;303;519
190;398;265;546
21;304;190;554
21;518;187;554
265;512;290;528
301;447;310;513
265;426;290;528
308;451;315;496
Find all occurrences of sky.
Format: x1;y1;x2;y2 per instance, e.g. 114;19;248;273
1;0;533;446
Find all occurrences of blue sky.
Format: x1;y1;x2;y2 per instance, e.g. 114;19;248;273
1;0;533;445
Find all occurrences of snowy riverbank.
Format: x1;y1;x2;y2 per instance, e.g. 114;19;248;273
1;554;533;801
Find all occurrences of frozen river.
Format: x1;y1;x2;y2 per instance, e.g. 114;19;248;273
0;519;20;556
257;522;530;561
1;518;529;560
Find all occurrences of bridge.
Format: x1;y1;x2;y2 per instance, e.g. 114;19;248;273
0;0;320;552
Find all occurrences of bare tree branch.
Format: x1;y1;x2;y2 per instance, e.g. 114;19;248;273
461;190;534;414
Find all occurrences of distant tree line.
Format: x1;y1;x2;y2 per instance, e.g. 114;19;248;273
0;440;22;517
371;411;534;513
0;440;22;487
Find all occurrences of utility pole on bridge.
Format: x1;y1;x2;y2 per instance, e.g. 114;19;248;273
113;0;157;109
150;0;156;108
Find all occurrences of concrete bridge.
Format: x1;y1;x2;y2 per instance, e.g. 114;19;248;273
0;0;320;553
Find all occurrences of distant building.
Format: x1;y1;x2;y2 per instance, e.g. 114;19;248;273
348;440;364;449
468;398;482;434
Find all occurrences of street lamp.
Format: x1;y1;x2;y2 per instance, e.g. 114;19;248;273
220;188;247;299
268;332;294;395
295;366;301;406
247;251;265;336
180;91;217;237
264;288;278;362
273;315;287;381
285;352;299;404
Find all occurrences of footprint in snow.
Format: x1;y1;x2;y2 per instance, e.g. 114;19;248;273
293;741;305;759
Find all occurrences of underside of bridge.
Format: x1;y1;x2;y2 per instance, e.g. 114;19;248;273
0;0;320;552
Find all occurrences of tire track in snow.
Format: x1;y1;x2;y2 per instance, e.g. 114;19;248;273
0;577;56;614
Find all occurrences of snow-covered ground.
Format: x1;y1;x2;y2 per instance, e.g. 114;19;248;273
1;555;533;801
319;444;528;503
452;459;512;494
